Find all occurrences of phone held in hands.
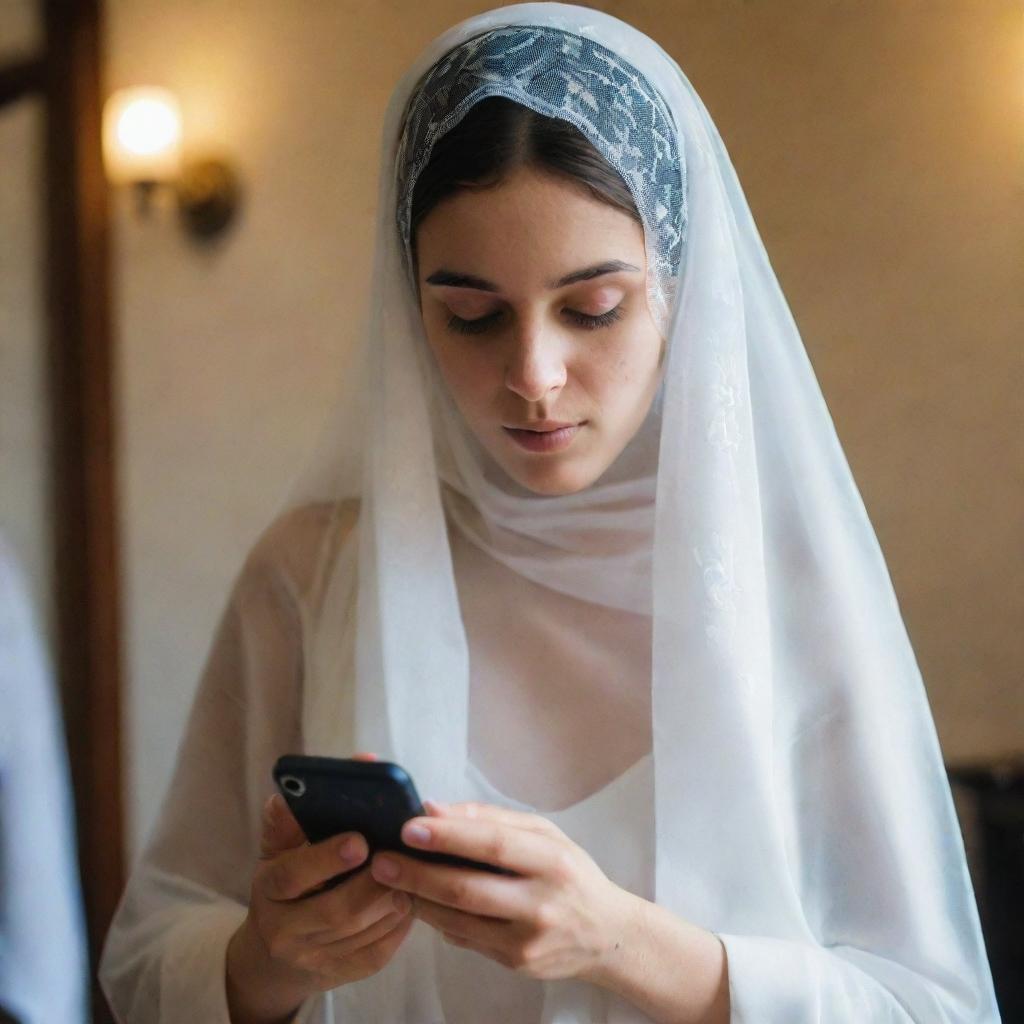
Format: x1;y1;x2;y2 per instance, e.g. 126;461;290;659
272;754;517;888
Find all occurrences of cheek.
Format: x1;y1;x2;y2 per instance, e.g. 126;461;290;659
430;343;493;415
589;338;653;398
585;337;662;434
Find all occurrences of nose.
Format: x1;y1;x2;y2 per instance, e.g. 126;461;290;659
503;323;567;402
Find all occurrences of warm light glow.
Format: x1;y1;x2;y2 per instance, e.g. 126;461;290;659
103;86;183;185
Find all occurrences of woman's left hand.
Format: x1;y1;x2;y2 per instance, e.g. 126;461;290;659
368;799;635;982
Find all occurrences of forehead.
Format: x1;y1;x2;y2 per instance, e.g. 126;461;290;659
415;169;647;287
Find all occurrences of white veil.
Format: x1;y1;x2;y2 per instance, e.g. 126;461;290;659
273;3;999;1021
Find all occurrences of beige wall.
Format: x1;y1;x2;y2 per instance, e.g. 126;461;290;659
100;0;1023;859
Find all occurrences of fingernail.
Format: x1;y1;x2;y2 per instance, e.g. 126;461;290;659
374;855;400;882
339;834;363;862
402;822;431;845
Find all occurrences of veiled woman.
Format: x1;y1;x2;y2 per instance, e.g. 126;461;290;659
99;4;1000;1022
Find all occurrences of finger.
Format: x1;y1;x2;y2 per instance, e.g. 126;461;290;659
259;830;370;901
413;897;511;955
317;902;413;957
371;852;529;920
424;799;566;839
398;814;563;878
351;751;379;760
312;907;415;975
299;869;413;941
437;927;511;966
260;792;308;858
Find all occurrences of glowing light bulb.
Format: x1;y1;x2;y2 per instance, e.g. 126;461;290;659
103;86;183;185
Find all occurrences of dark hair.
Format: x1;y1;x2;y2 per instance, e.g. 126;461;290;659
409;95;641;275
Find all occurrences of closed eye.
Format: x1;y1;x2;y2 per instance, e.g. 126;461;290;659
446;305;625;336
446;311;501;335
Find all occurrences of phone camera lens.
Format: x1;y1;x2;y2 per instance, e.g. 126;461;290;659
281;775;306;797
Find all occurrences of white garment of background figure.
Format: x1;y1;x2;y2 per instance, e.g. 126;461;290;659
99;4;1001;1023
0;533;89;1024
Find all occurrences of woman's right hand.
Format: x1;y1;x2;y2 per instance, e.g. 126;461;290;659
226;752;415;1024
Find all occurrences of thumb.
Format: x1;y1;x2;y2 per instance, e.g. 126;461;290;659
259;792;307;858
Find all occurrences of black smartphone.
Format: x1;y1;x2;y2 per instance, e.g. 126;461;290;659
272;754;517;889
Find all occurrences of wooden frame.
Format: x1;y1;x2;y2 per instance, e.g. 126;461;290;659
0;57;44;105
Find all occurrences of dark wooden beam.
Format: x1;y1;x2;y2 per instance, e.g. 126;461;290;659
42;1;124;1020
0;56;45;108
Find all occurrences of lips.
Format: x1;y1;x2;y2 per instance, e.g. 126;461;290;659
502;422;583;453
504;421;581;432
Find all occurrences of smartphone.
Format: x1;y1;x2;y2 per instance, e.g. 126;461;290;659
272;754;517;889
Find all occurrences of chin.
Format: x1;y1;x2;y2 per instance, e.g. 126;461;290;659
507;459;601;497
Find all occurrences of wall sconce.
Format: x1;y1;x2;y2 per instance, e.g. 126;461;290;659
102;85;241;241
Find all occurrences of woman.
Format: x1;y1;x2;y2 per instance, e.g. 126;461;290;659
99;4;1001;1023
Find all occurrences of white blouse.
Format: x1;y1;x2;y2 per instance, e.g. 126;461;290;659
436;754;656;1024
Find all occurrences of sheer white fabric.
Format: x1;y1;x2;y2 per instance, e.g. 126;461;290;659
100;2;1000;1022
98;505;337;1024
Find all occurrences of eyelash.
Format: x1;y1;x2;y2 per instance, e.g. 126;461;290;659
446;305;625;336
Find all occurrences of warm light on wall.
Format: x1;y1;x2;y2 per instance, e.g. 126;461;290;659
102;85;241;241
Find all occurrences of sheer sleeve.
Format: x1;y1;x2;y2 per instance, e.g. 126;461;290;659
716;683;1001;1023
99;502;354;1024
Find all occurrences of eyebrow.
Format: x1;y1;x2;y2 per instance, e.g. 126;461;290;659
423;259;641;292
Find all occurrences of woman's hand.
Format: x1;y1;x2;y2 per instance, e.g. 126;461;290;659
226;753;415;1024
368;799;634;983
